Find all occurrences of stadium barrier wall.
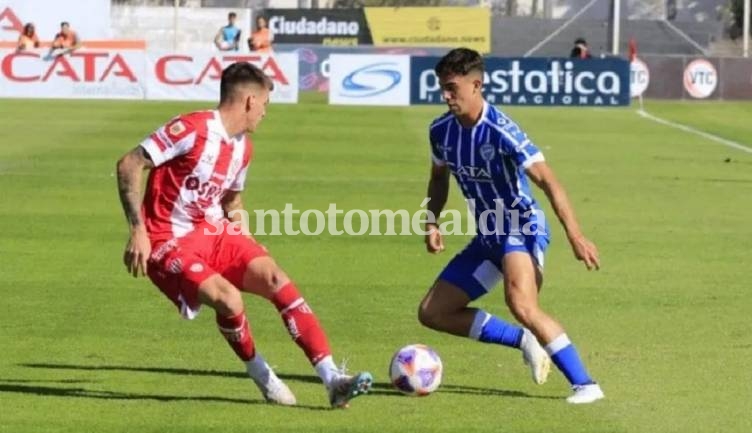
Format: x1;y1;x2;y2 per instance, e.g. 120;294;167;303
632;55;752;100
3;49;752;106
0;49;299;104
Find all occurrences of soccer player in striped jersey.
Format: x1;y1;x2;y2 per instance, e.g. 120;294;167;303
115;62;372;408
418;48;604;404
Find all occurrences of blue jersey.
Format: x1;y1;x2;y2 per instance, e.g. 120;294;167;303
221;25;240;44
429;102;549;244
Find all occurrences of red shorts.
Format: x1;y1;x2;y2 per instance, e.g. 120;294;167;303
147;221;268;319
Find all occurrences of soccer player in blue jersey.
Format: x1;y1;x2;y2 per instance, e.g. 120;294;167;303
418;48;604;404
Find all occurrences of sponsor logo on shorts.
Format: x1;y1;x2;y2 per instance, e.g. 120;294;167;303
167;258;183;274
151;238;178;261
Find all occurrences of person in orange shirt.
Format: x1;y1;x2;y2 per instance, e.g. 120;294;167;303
47;21;82;58
17;23;40;51
248;16;272;53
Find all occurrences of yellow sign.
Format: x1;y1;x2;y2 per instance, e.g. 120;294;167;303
364;7;490;54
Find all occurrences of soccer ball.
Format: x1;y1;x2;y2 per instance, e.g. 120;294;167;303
389;344;443;396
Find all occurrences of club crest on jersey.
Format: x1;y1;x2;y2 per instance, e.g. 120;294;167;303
168;120;186;137
480;143;495;162
456;165;492;181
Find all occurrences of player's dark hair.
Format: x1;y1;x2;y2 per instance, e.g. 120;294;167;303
434;47;484;78
228;12;237;19
220;62;273;104
61;21;69;27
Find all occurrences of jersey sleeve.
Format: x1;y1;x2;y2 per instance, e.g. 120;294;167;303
497;121;545;169
139;116;199;167
428;125;446;166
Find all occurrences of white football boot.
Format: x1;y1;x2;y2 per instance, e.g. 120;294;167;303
566;383;605;404
246;356;297;406
520;329;551;385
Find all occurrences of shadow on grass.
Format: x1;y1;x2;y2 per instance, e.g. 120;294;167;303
0;379;328;411
369;381;559;400
20;363;560;401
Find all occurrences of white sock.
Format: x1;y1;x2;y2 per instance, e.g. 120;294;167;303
468;310;491;340
245;352;271;381
314;355;340;387
544;333;571;356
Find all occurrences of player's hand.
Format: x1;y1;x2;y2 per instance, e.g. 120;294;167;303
123;226;151;278
568;234;600;271
425;223;445;254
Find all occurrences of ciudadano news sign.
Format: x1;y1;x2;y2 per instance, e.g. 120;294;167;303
412;56;631;106
265;7;490;53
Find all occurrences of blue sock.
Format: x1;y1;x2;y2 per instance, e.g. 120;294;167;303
469;310;523;348
546;334;593;386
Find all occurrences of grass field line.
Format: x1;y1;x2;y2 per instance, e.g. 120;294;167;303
636;109;752;154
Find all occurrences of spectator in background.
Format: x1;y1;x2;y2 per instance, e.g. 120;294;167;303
215;12;242;51
570;37;592;59
248;16;272;53
47;21;81;58
17;23;40;51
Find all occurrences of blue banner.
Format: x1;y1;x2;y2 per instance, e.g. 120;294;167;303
411;56;630;106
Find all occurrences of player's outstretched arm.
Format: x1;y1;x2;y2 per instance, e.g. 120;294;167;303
425;162;450;254
116;147;154;277
526;161;600;271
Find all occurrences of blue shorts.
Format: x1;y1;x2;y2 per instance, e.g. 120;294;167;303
438;234;549;301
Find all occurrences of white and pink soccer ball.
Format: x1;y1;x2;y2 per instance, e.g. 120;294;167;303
389;344;443;396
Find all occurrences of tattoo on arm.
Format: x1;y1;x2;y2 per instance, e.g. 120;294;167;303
117;147;152;228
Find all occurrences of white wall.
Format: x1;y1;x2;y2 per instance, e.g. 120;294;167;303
1;0;111;41
111;6;252;51
267;0;301;8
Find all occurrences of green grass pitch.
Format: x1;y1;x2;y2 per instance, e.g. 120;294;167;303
0;94;750;433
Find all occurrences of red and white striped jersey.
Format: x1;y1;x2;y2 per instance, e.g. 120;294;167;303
139;110;253;243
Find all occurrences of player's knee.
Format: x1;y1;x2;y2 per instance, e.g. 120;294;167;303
212;284;244;316
417;301;441;330
243;259;290;297
258;267;289;294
